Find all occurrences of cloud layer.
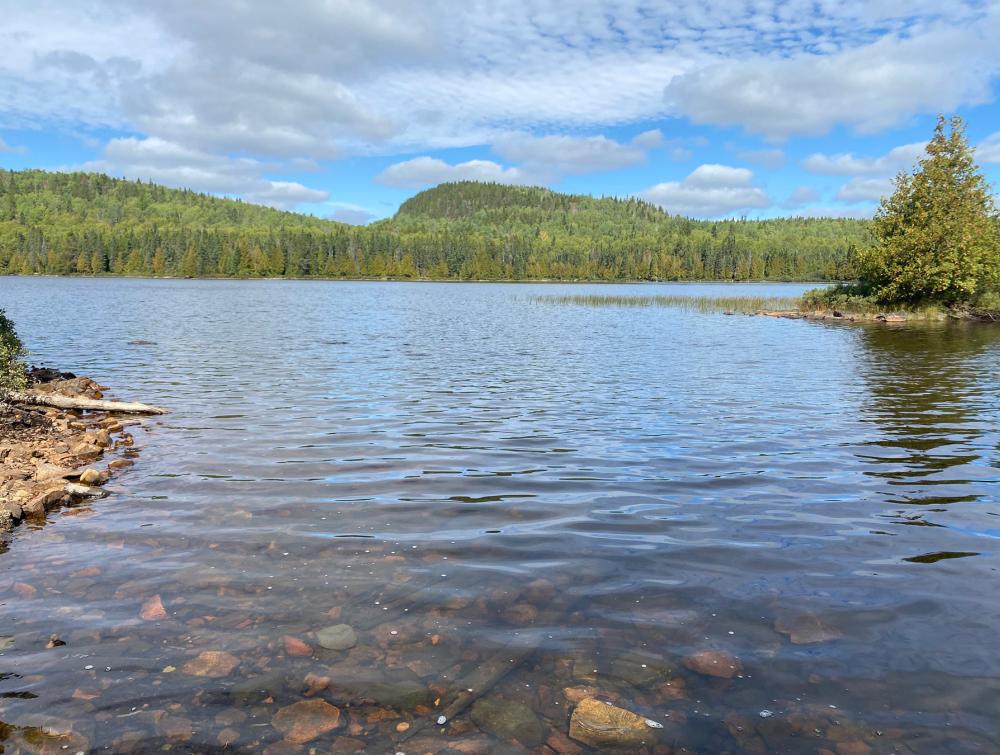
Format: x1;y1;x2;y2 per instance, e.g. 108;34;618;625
0;1;997;214
642;164;770;218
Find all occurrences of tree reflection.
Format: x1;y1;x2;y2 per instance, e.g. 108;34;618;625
853;322;1000;510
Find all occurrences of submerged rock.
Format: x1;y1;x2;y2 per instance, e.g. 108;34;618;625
774;612;844;645
683;649;743;679
316;623;357;650
282;635;313;656
230;670;288;705
610;652;672;688
272;699;341;744
568;697;656;749
181;650;240;677
470;696;545;746
139;594;167;621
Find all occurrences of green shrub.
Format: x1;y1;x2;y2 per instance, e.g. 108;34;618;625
799;284;879;313
855;115;1000;305
973;289;1000;312
0;309;27;395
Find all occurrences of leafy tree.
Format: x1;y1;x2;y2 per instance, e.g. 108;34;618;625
856;115;1000;304
0;309;27;395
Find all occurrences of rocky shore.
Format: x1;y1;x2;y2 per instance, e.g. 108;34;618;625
0;371;145;532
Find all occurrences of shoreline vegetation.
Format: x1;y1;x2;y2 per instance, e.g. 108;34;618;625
1;314;164;535
1;173;870;283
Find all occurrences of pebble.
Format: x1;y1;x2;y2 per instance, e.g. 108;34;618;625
316;623;358;651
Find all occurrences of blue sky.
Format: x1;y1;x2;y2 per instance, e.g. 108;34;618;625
2;1;999;223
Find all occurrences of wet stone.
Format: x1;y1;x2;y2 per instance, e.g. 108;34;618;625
774;611;844;645
316;623;357;650
271;699;341;744
569;697;656;749
365;680;431;710
230;671;289;705
181;650;240;677
683;649;743;679
611;652;672;688
470;696;545;747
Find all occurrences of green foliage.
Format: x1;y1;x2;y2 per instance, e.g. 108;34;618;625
0;308;27;395
855;115;1000;305
0;170;872;282
800;283;879;314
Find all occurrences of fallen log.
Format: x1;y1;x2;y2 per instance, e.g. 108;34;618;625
7;391;167;415
398;636;537;743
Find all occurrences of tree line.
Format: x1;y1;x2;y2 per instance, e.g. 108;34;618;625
0;170;873;282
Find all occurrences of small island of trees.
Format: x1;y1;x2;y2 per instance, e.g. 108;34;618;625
804;115;1000;318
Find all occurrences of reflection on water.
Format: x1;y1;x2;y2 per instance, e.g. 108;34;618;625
1;278;999;753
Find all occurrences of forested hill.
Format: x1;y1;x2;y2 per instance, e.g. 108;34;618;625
0;170;872;281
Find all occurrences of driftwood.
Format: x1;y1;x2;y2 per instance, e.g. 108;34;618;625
8;391;167;415
398;637;537;742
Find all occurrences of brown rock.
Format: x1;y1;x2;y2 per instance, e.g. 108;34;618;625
24;487;66;514
218;727;240;747
182;650;240;677
79;468;102;485
655;677;687;701
683;649;743;678
303;672;331;697
450;739;493;755
157;714;193;743
34;462;74;481
836;742;873;755
774;612;843;645
502;602;539;625
563;686;599;704
547;729;583;754
272;699;341;744
569;697;655;749
282;635;313;657
14;581;37;599
140;594;168;621
108;459;134;470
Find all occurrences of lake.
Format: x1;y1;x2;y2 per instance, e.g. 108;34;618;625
2;277;999;753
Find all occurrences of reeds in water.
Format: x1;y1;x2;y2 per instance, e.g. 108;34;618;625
533;294;800;313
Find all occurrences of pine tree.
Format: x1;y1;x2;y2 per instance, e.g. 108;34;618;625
856;115;1000;304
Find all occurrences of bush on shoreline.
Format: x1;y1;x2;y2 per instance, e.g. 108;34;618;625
0;309;27;395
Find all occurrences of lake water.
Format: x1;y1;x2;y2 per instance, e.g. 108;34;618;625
2;277;999;753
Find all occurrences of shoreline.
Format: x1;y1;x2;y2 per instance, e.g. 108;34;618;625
754;307;999;324
0;273;836;286
0;373;146;534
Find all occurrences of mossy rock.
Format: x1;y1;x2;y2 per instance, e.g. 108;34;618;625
471;696;545;746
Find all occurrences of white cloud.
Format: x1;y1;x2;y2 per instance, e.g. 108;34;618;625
326;202;378;225
78;136;328;209
802;142;925;176
491;132;646;178
836;177;893;203
2;1;995;154
978;132;1000;164
664;8;1000;140
640;163;770;218
0;136;27;154
631;129;663;149
782;186;821;209
374;156;528;189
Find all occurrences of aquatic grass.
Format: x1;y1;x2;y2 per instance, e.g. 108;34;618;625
532;294;801;313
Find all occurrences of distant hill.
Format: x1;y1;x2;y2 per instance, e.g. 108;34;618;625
0;171;871;280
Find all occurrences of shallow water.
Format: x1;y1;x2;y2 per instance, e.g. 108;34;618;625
1;277;999;753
